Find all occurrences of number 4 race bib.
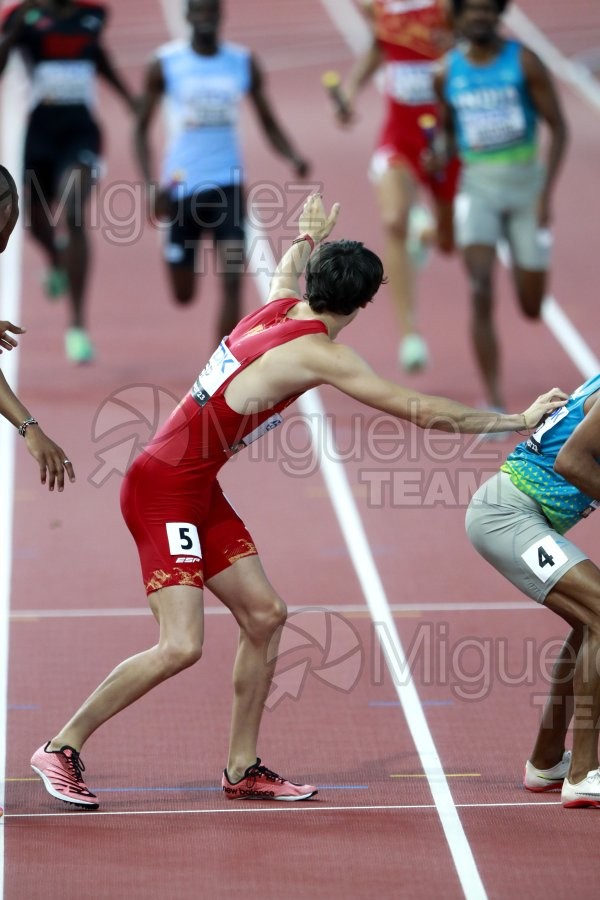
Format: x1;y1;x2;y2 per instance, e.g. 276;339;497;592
521;535;568;583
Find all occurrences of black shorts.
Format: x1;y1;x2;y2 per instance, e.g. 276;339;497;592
24;104;102;205
163;184;246;269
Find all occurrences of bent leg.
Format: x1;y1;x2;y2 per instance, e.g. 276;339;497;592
506;201;549;319
512;266;546;319
49;584;204;752
544;560;600;782
373;163;420;341
432;197;454;255
207;555;287;781
528;620;582;769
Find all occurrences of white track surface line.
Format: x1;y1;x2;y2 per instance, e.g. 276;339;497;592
5;798;560;820
323;0;600;382
0;56;26;897
10;598;540;618
505;6;600;112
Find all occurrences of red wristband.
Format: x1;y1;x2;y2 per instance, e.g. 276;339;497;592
291;233;315;253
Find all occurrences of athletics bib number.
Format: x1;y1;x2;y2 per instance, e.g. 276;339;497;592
521;535;568;583
383;61;435;105
166;522;201;558
191;340;241;406
30;60;96;107
461;105;526;151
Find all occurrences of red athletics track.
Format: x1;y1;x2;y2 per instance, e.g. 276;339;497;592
3;1;600;898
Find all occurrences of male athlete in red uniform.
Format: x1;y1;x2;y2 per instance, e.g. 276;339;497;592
30;194;564;810
0;0;136;363
337;0;459;371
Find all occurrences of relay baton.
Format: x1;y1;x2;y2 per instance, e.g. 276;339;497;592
321;70;351;120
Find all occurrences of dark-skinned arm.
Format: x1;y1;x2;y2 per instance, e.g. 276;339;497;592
95;42;136;112
522;47;568;226
248;55;310;177
133;57;167;219
0;1;35;76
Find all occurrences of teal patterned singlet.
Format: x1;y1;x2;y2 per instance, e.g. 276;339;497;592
501;376;600;533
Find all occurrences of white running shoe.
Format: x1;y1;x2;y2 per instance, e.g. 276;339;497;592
561;767;600;808
399;333;429;372
524;750;571;792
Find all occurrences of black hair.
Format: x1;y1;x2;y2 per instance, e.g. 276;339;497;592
452;0;510;15
304;240;386;316
0;165;17;205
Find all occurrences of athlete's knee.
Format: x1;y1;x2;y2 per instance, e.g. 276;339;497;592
518;287;544;320
467;266;493;306
158;638;203;675
245;595;287;641
381;214;409;241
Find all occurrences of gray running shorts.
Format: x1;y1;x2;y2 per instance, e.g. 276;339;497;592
465;471;588;604
454;161;551;270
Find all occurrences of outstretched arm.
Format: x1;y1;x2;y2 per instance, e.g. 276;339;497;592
335;38;382;124
554;394;600;498
301;339;567;435
267;194;341;301
248;55;310;177
0;321;75;490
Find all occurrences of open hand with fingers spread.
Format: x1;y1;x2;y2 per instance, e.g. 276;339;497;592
297;193;341;244
0;321;26;354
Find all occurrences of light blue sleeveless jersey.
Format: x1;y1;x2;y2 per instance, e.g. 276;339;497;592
444;39;537;164
158;40;252;196
502;375;600;533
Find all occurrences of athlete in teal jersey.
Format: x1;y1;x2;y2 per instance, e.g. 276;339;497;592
467;376;600;808
502;375;600;533
433;0;567;411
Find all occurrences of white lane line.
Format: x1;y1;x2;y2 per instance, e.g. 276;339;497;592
0;56;26;896
505;6;600;112
4;799;560;820
541;298;600;379
9;599;540;619
323;0;600;382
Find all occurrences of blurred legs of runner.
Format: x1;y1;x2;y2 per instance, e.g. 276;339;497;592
28;161;96;364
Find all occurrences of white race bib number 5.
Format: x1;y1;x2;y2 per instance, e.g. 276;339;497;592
166;522;201;558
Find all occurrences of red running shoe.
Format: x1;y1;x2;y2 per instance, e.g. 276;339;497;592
222;758;317;801
30;742;99;809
